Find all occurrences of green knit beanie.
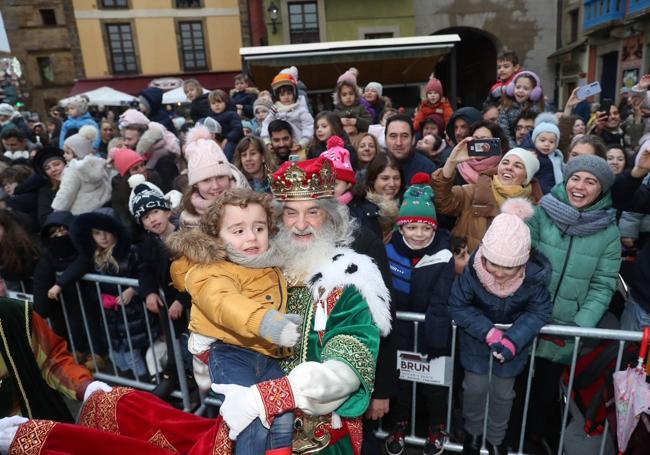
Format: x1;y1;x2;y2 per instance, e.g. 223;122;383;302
397;172;437;228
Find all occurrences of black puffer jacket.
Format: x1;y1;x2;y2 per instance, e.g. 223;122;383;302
70;208;158;351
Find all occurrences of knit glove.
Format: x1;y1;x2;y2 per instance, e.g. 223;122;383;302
490;337;517;363
211;383;267;440
260;310;302;347
83;381;113;401
0;416;28;453
485;327;504;347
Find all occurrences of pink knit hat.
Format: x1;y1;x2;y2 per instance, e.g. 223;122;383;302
184;125;231;185
109;147;144;176
337;67;359;86
481;198;534;267
425;77;443;96
320;136;355;184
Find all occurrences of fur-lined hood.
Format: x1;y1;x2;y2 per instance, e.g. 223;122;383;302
168;229;225;293
70;208;131;259
167;228;226;265
366;191;400;233
332;85;364;107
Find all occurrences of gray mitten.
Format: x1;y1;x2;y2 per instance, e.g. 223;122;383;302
260;311;302;347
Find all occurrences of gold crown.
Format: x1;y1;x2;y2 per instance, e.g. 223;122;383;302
271;158;336;200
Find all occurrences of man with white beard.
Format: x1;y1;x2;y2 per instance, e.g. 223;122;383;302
213;156;392;454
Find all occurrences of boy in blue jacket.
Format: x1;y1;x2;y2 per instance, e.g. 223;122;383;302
384;173;456;455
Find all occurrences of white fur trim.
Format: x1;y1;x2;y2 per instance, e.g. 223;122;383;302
306;247;392;336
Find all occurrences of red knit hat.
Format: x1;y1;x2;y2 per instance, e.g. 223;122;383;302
319;136;356;184
425;77;443;96
109;148;144;176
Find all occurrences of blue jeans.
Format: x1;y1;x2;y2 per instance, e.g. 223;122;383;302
621;294;650;332
209;342;294;454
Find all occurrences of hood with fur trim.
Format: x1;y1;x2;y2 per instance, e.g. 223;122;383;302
70;208;131;259
332;85;364;107
306;247;392;336
167;228;226;265
366;191;400;234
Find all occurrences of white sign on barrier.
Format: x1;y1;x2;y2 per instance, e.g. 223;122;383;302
7;291;33;303
397;350;452;386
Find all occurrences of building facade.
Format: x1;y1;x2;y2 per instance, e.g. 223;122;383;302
551;0;650;108
257;0;559;109
71;0;244;93
1;0;84;116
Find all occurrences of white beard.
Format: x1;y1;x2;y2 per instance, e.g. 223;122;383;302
275;224;337;284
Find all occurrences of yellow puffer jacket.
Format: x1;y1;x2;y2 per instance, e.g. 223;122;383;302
168;229;290;358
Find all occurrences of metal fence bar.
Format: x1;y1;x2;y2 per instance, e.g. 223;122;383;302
76;281;100;372
598;340;626;455
516;336;538;455
557;336;581;455
445;323;457;438
409;320;419;439
159;289;193;412
72;274;192;407
390;311;646;453
57;292;78;356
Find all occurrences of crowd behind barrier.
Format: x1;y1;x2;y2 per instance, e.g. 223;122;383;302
1;56;650;455
18;274;648;455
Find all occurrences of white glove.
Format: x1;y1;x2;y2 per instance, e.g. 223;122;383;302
0;416;28;453
83;381;113;401
211;383;266;440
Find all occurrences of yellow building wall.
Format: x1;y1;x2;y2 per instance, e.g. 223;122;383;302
76;20;109;78
134;18;180;74
73;0;242;76
206;16;243;71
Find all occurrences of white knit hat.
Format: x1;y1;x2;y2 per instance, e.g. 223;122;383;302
184;125;231;185
501;148;540;185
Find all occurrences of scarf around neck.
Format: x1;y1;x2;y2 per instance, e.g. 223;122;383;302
490;175;533;207
539;192;615;237
457;155;501;184
473;248;525;298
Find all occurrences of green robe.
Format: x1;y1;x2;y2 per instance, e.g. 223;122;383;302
281;285;381;454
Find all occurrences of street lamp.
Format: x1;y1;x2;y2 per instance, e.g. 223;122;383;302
267;2;279;34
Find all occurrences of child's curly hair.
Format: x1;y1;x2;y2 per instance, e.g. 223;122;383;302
200;188;277;237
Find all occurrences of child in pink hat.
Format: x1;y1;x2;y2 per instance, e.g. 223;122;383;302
448;198;552;454
333;68;372;134
320;135;355;205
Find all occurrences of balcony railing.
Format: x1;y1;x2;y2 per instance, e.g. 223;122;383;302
628;0;650;15
584;0;625;30
584;0;650;30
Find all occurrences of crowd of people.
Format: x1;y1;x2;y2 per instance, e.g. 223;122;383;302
0;51;649;455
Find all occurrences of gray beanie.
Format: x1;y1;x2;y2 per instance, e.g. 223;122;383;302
365;82;383;97
564;155;615;193
253;97;273;113
63;125;97;159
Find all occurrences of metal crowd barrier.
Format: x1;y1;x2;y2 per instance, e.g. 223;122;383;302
25;271;646;453
55;274;193;411
382;311;645;455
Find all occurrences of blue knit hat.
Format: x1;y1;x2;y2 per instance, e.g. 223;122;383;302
532;112;560;143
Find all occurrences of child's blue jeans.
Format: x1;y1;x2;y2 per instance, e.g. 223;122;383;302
209;342;294;454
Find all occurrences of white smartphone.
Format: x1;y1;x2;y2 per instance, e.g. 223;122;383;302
576;81;602;100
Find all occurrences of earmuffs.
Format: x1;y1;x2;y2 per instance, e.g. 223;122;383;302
505;71;542;102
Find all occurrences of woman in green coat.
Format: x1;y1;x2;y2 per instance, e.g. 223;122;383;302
525;155;621;444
